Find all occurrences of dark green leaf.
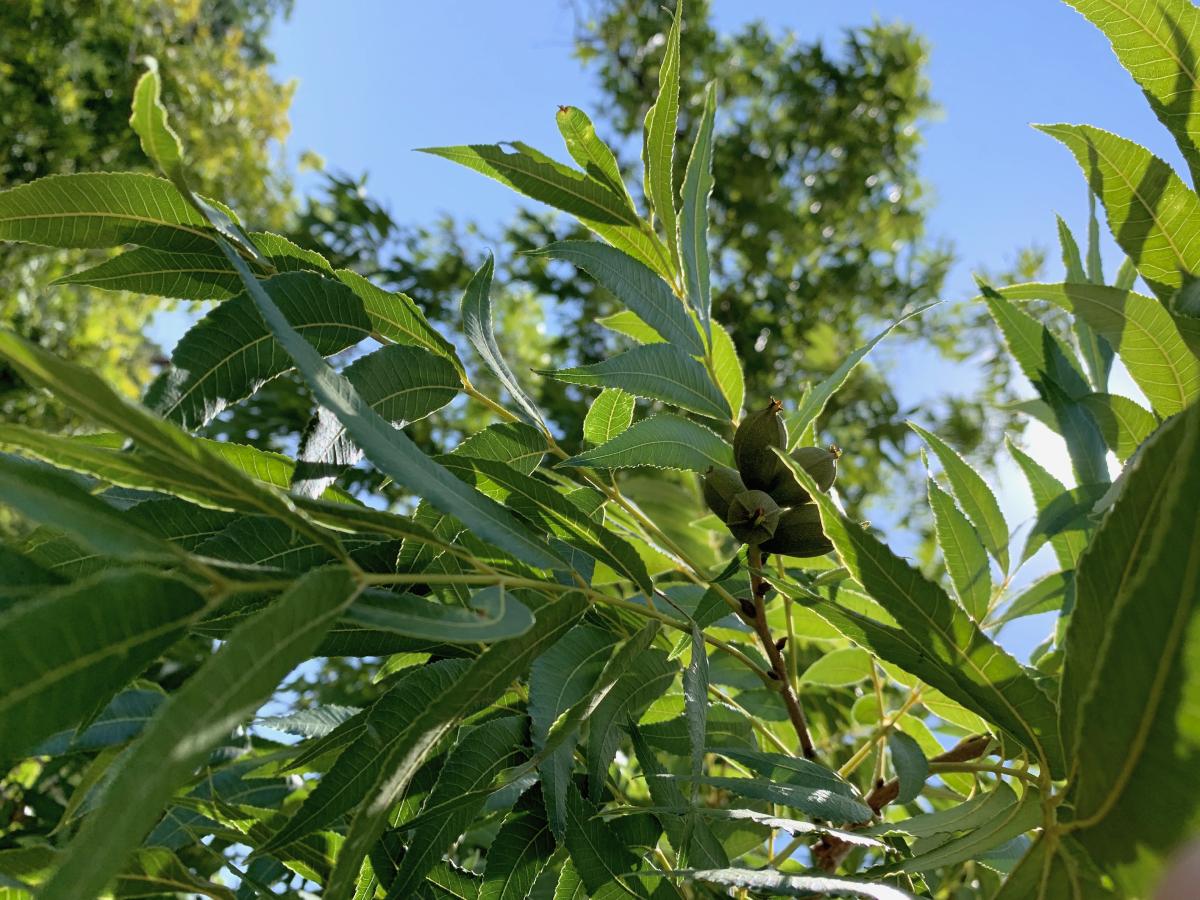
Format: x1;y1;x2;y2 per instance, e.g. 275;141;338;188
887;731;928;805
679;81;717;342
562;414;732;472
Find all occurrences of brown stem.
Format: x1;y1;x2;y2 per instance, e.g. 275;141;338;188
747;544;816;760
813;733;993;872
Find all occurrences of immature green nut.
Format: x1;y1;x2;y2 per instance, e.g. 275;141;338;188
701;465;747;521
768;444;842;507
758;503;833;557
725;489;781;545
734;398;789;489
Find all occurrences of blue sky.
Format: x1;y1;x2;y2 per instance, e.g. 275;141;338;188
261;1;1166;658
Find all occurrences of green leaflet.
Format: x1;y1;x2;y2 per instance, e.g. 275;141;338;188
344;586;535;643
683;624;708;803
335;269;463;373
0;570;202;760
562;414;733;473
994;281;1200;416
671;869;914;899
441;454;652;593
800;646;872;686
710;321;745;418
1057;213;1114;390
0;454;181;561
1077;392;1156;462
0;172;216;252
528;623;619;838
679;81;717;343
678;776;872;825
0;845;236;900
788;303;936;441
325;595;587;898
909;423;1010;573
926;476;992;622
384;716;527;898
1007;439;1092;569
461;254;545;427
585;646;679;800
582;388;636;446
419;142;674;282
596;308;663;344
641;0;682;271
263;660;470;852
1063;403;1200;896
0;329;345;556
531;242;701;355
541;344;731;421
293;344;459;497
145;270;372;430
1063;0;1200;187
257;704;359;740
480;790;557;900
556;106;633;209
40;567;361;900
24;497;236;581
211;240;562;572
887;731;928;805
783;458;1064;777
989;571;1074;629
1039;123;1200;301
34;687;163;756
874;785;1041;875
129;59;188;189
55;232;333;299
564;785;653;899
984;290;1109;486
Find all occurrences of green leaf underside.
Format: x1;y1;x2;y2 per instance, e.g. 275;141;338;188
542;344;730;420
533;242;701;354
1062;402;1200;896
562;414;733;472
680;82;718;342
420;143;674;282
909;423;1010;573
582;388;636;446
293;344;458;497
145;271;373;430
782;458;1063;777
642;0;682;270
0;570;203;760
992;281;1199;416
40;568;361;900
673;868;915;899
927;477;992;622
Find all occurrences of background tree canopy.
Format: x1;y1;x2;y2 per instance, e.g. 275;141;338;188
0;0;295;430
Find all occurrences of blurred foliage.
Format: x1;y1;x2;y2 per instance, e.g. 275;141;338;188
0;0;295;431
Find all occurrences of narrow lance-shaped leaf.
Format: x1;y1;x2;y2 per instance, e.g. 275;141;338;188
129;59;188;191
343;585;535;644
780;453;1063;777
679;81;718;344
887;730;929;805
40;567;362;900
0;172;217;252
144;271;373;431
0;571;204;761
462;253;546;427
1063;0;1200;188
1060;402;1200;897
642;0;683;271
684;624;709;803
419;142;675;282
583;388;635;446
1038;123;1200;301
530;242;702;355
1007;439;1091;569
325;595;588;898
292;344;459;498
909;423;1010;573
0;454;183;563
788;303;936;442
670;868;915;900
479;790;556;900
1057;212;1114;390
558;106;634;206
384;716;527;898
0;329;346;558
992;281;1200;417
926;475;992;623
562;414;733;473
1078;392;1156;462
541;344;730;421
209;240;563;571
